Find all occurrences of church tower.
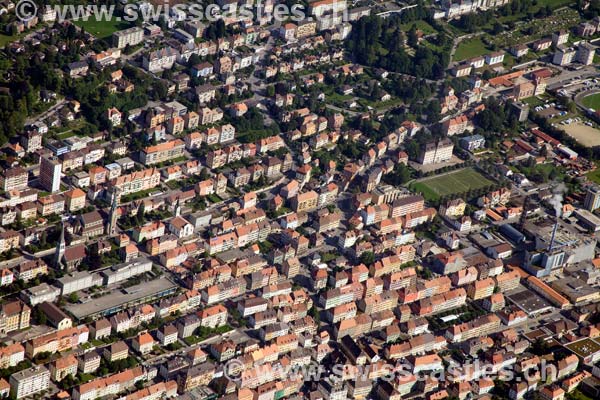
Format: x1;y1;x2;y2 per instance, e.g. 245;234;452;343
108;188;120;236
54;222;65;269
174;198;181;217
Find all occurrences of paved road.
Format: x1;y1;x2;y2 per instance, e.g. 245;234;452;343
25;98;66;125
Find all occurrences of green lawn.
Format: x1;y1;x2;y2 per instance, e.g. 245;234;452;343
454;38;489;62
538;0;573;9
582;93;600;111
586;164;600;184
401;20;437;35
73;17;131;41
0;32;27;48
566;389;593;400
411;168;494;201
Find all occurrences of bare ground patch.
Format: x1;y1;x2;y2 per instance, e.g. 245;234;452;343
562;122;600;147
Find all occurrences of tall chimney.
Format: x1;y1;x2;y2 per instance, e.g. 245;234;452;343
549;219;559;251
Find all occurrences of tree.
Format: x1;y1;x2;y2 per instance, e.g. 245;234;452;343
407;24;418;47
136;202;145;225
215;19;226;38
406;141;420;160
309;306;320;324
188;54;202;67
491;22;504;34
199;167;210;180
34;308;47;325
360;251;375;266
152;80;168;100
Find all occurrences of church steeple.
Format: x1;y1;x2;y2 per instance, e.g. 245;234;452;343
108;188;120;236
174;197;181;217
54;222;65;269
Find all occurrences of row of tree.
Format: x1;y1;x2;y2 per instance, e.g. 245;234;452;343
346;15;450;80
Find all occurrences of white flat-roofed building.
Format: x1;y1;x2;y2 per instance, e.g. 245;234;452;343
9;366;50;399
113;26;144;49
100;258;152;286
577;41;596;65
57;271;103;295
553;45;576;66
574;209;600;232
20;283;60;306
39;155;62;193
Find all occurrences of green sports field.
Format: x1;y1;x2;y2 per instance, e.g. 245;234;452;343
73;17;132;41
453;38;489;62
582;93;600;111
410;168;494;201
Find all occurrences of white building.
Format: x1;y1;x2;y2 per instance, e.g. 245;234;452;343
142;47;178;73
419;139;454;165
21;283;60;306
485;51;505;65
9;366;50;399
112;27;144;49
39;155;62;193
576;42;596;65
553;45;576;66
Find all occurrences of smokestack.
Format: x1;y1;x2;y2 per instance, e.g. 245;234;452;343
547;183;566;252
549;218;559;251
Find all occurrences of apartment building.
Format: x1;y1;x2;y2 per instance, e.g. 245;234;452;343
109;168;161;198
132;332;155;355
0;230;19;254
0;300;30;335
140;139;185;166
73;367;147;400
391;195;425;218
26;325;89;357
132;221;166;243
201;277;246;305
467;277;495;300
553;45;576;66
576;41;596;65
39;155;62;193
485;51;505;65
358;292;398;314
552;30;569;46
9;366;50;399
1;167;28;191
64;188;86;212
51;354;78;382
113;26;144;49
157;325;178;346
143;47;178;72
104;341;129;362
419;139;454;165
78;352;101;374
445;314;501;343
413;288;467;316
494;270;521;292
199;107;223;125
199;304;228;328
238;297;269;317
291;191;319;213
0;343;25;369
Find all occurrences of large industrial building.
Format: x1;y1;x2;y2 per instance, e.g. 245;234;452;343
522;219;596;277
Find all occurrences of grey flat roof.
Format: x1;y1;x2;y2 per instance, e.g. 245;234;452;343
65;277;177;320
506;289;553;315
